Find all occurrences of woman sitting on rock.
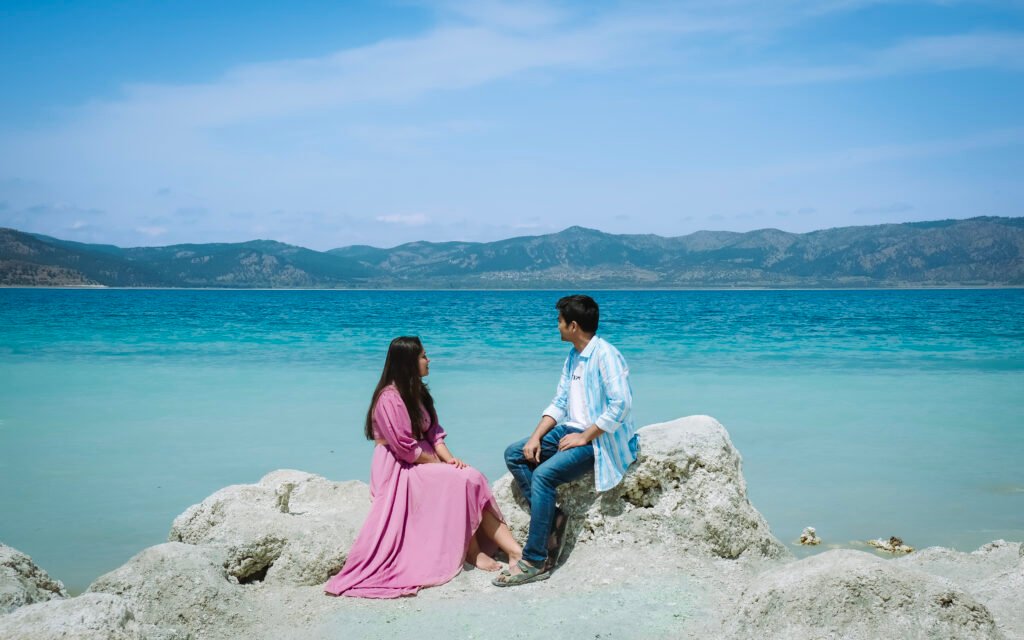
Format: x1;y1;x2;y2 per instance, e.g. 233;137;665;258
324;336;522;598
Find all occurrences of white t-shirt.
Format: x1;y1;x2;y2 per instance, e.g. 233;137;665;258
566;359;588;431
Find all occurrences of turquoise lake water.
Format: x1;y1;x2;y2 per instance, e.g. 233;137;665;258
1;288;1022;593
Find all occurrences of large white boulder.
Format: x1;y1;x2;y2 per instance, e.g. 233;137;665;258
87;542;246;639
0;593;179;640
493;415;788;560
895;540;1024;639
0;542;67;614
168;470;370;585
723;549;1001;640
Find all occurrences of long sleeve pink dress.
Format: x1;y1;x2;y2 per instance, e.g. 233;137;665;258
324;385;503;598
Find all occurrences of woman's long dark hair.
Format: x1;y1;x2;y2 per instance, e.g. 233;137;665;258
365;336;437;441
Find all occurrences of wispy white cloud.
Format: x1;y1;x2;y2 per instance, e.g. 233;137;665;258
0;202;111;241
135;226;168;237
852;202;915;216
717;31;1024;85
346;119;491;154
432;0;571;30
376;213;431;226
749;127;1024;178
70;25;619;132
1;0;1022;248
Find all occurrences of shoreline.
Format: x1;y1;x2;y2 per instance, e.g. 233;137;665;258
3;417;1022;639
3;285;1024;291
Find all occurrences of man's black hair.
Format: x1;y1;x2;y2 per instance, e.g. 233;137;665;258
556;294;599;334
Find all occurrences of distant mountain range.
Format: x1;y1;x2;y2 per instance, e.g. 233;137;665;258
2;217;1023;288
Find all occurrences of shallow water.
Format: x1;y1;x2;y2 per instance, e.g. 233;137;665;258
1;288;1022;592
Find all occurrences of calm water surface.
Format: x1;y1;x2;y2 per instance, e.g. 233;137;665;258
1;288;1022;592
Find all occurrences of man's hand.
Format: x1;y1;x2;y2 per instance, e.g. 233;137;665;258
558;432;590;451
523;437;542;464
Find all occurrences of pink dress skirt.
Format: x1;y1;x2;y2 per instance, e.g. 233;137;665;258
324;387;503;598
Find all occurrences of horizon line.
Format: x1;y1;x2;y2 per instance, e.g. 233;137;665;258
3;214;1021;253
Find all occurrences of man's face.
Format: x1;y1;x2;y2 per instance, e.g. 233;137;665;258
557;313;573;342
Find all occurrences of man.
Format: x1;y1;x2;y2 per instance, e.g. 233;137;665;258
494;294;638;587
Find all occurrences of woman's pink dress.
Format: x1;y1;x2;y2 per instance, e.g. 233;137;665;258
324;385;503;598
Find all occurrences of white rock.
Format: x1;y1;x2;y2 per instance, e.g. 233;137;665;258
723;549;1001;640
0;542;68;614
895;540;1024;639
168;470;370;585
0;592;178;640
87;542;245;639
868;536;914;554
799;527;821;545
493;416;788;561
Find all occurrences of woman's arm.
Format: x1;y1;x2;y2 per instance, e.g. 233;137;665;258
413;449;442;464
375;390;441;465
433;441;467;469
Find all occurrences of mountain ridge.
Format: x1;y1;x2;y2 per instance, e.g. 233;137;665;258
2;216;1022;288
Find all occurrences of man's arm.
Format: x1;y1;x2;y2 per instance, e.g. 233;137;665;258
593;348;632;434
523;415;558;463
558;347;632;450
524;353;574;462
557;422;603;451
541;353;573;426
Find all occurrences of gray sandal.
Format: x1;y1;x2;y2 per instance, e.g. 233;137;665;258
492;560;550;587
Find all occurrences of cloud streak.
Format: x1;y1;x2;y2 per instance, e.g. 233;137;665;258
716;32;1024;85
1;0;1022;248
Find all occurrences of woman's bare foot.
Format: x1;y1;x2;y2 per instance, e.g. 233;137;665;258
470;552;502;572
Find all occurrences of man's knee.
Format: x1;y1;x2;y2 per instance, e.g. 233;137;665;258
532;465;563;490
504;440;525;466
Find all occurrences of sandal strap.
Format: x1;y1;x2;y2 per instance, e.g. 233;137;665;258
516;560;542;576
492;560;550;587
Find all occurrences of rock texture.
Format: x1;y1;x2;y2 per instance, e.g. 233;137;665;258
0;592;179;640
87;543;245;639
493;415;789;562
896;541;1024;640
723;549;1002;640
0;542;68;614
168;469;370;585
799;526;821;545
3;416;1020;640
869;535;915;554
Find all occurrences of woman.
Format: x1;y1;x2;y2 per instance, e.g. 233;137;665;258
324;336;522;598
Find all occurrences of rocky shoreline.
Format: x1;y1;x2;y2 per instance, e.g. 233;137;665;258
2;416;1021;639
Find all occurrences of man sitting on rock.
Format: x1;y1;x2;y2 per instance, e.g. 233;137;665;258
495;294;638;587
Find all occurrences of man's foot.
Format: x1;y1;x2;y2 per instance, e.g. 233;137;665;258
492;559;550;587
469;552;502;572
497;548;524;577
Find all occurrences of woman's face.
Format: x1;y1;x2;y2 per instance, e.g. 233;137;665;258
418;349;430;378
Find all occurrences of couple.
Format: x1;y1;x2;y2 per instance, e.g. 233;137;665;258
324;295;638;598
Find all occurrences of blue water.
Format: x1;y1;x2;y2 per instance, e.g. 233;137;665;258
1;289;1022;593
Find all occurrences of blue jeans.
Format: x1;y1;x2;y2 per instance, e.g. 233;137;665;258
504;425;595;565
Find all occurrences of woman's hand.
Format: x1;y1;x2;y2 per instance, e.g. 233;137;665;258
447;458;468;469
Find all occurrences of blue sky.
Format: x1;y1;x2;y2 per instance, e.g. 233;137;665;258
1;0;1022;250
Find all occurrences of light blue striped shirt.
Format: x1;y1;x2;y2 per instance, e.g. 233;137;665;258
542;336;639;492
